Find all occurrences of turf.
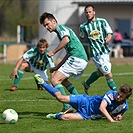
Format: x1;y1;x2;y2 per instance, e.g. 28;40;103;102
0;62;133;133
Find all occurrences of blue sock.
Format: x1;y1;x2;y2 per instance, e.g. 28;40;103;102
56;113;63;120
41;83;59;97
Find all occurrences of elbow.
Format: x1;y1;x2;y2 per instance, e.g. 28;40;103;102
99;106;104;113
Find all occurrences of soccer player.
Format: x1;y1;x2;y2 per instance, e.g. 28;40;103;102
39;12;88;112
10;38;55;91
34;74;132;122
79;5;118;94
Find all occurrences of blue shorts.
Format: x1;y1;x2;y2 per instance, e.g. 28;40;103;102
70;94;91;120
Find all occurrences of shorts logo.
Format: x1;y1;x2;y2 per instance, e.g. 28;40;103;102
89;30;101;40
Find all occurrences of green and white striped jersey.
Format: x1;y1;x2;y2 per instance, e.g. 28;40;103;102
22;47;55;71
55;24;88;62
80;18;113;57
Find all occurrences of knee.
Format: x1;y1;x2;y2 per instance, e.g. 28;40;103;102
105;73;112;79
56;94;65;103
19;62;28;70
56;93;66;103
50;77;56;85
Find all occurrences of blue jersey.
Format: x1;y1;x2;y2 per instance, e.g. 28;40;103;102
70;90;128;120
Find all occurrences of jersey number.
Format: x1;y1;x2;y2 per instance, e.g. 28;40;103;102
104;65;108;71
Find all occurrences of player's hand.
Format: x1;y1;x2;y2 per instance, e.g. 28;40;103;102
47;51;55;57
105;38;110;44
113;114;122;121
10;70;18;79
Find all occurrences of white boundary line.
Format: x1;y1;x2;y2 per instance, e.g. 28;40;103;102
0;72;133;81
83;72;133;77
1;99;56;102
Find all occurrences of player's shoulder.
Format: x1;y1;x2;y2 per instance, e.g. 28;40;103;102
96;18;108;23
97;17;106;21
104;90;117;100
58;24;68;30
80;21;88;27
26;47;36;53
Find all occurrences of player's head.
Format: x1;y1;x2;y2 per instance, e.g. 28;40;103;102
37;38;49;54
116;84;132;103
84;5;95;22
39;12;57;32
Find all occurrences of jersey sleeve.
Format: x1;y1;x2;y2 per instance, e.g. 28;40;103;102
102;90;114;105
79;24;86;39
22;47;36;61
103;19;113;34
47;56;55;68
57;25;70;39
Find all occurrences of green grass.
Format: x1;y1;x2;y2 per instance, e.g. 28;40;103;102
0;63;133;133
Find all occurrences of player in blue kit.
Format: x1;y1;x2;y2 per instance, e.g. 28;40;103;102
34;74;132;122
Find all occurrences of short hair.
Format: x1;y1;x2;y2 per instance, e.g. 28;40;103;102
39;12;57;24
119;84;132;98
37;38;49;48
84;5;95;12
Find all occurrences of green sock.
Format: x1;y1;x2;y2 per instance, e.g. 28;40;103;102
86;71;99;86
66;84;78;95
55;84;70;109
106;78;118;91
14;70;24;87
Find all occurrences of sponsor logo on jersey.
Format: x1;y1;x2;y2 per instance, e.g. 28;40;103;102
89;30;101;40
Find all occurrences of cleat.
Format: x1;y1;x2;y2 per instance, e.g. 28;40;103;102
34;74;44;84
46;113;56;119
82;81;90;95
10;86;17;91
61;107;74;114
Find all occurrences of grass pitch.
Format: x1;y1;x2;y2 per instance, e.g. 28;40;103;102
0;61;133;133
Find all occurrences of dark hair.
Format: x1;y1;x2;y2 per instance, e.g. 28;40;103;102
39;12;57;24
119;84;132;98
84;5;95;12
37;38;49;48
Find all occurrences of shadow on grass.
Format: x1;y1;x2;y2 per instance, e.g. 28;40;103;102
18;111;53;120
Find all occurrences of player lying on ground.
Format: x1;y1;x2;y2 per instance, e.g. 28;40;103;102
34;74;132;122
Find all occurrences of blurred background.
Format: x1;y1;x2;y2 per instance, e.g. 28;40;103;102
0;0;133;63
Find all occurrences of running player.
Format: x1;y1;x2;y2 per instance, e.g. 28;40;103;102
34;74;132;122
39;12;88;112
79;5;118;94
10;38;55;91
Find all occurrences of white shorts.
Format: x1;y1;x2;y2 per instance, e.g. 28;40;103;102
58;56;88;79
29;63;48;81
92;54;111;75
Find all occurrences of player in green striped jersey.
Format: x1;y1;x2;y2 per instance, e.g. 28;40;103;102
10;38;55;91
80;5;118;94
40;12;88;113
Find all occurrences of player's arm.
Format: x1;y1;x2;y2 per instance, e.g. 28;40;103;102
99;100;117;122
105;34;112;44
10;57;24;79
48;36;70;57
